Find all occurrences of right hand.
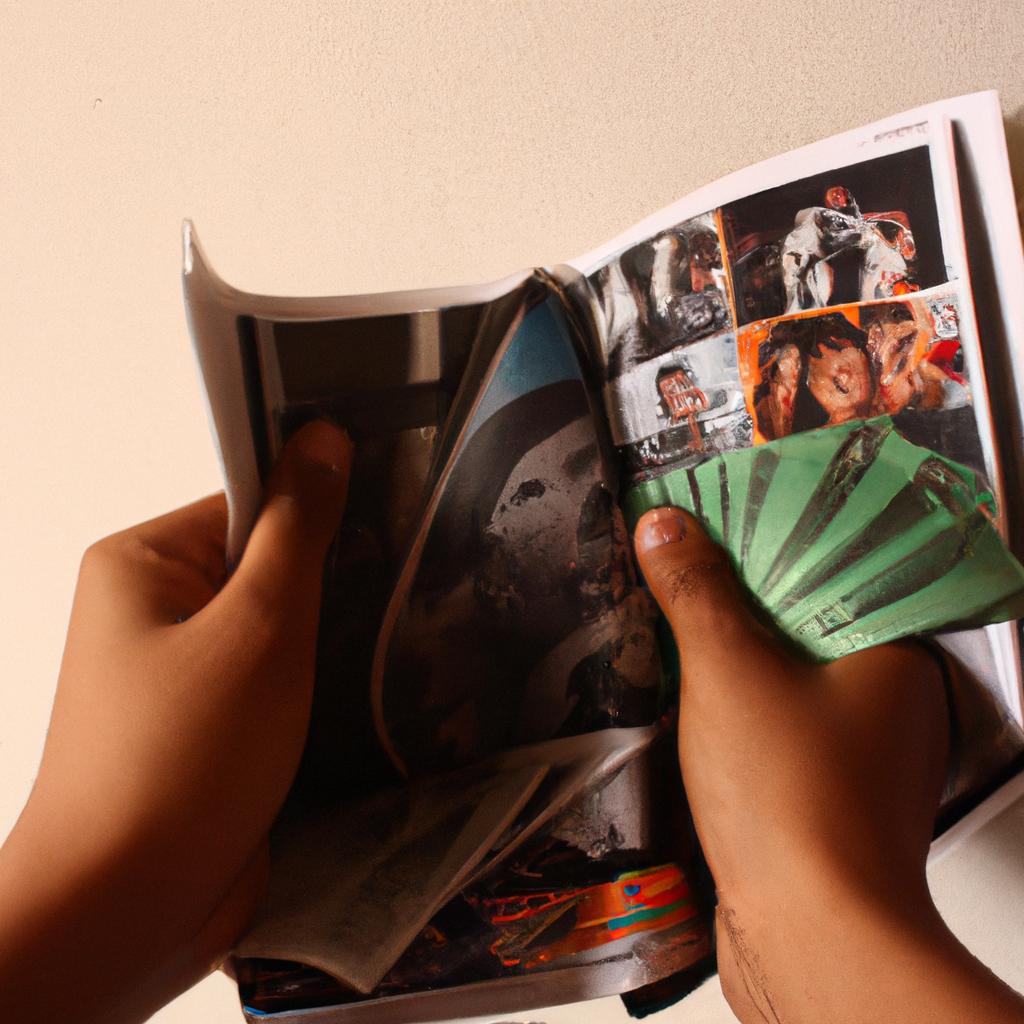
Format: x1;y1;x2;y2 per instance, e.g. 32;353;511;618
634;506;1024;1023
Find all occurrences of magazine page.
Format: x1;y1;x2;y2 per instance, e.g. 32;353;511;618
570;91;1024;541
234;725;715;1018
190;264;710;1015
574;111;993;485
182;220;533;565
566;94;1024;723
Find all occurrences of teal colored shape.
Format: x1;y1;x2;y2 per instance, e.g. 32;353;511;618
466;296;581;440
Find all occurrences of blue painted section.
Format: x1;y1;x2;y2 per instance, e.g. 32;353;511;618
466;296;581;442
607;899;687;933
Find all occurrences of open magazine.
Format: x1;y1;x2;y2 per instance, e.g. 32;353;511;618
185;92;1024;1023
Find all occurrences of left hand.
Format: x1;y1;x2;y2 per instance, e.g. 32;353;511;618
0;421;351;1024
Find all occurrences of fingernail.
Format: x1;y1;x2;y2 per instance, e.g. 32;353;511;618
289;420;352;474
635;507;688;553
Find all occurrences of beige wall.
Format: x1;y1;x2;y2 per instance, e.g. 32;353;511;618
2;2;1023;1021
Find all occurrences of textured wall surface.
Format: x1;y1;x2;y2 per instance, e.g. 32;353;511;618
2;2;1024;1021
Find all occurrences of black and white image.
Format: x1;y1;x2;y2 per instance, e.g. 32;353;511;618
588;212;733;380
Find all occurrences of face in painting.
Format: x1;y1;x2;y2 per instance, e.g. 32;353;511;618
806;337;872;425
772;343;802;416
867;317;924;415
756;342;802;439
776;344;801;387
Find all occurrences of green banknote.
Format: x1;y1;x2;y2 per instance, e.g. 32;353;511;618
623;417;1024;661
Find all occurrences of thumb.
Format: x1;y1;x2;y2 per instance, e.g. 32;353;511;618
222;420;353;617
633;507;770;673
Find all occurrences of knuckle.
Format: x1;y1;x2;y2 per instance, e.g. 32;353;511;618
79;534;126;576
659;555;733;607
79;529;166;581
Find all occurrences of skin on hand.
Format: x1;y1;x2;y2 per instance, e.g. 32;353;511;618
0;421;352;1024
634;506;1024;1024
2;432;1021;1024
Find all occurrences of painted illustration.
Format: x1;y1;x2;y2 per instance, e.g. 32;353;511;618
603;330;752;479
738;287;979;467
470;863;700;971
236;861;709;1015
235;730;711;1016
587;212;733;380
722;147;948;325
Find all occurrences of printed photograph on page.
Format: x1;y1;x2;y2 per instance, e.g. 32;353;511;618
720;146;949;325
736;285;986;477
587;212;733;381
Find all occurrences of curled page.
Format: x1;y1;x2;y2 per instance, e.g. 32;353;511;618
371;294;661;777
235;761;547;995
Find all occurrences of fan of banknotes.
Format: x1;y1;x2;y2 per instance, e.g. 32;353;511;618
624;417;1024;661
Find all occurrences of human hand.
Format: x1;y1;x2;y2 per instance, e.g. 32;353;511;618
634;506;1024;1024
0;421;351;1024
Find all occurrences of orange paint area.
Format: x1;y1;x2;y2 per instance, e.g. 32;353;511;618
472;863;701;971
738;289;966;444
657;368;708;450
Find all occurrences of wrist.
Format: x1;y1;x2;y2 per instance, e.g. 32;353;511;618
717;868;1024;1024
0;803;207;1024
